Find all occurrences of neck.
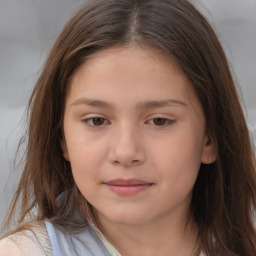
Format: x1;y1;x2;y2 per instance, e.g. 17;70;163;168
95;211;199;256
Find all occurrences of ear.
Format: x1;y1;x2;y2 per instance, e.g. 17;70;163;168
201;133;217;164
60;140;70;161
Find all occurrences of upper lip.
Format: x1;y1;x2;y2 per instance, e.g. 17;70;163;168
104;179;152;186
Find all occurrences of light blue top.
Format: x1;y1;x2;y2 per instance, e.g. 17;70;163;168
45;221;111;256
45;220;205;256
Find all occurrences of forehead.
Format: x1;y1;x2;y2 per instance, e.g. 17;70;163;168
73;46;182;79
66;46;201;112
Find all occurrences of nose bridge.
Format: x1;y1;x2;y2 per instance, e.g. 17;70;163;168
117;121;136;144
109;121;145;166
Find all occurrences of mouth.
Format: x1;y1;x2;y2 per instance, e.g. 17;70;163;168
103;179;154;196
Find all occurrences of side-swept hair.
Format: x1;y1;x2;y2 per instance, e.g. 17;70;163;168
2;0;256;255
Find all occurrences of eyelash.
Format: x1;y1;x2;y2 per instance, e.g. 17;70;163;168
82;117;175;128
83;117;110;127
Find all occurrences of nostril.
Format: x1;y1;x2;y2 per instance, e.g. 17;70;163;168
112;158;142;167
108;142;146;167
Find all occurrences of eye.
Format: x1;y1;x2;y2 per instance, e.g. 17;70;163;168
83;117;110;127
147;118;174;127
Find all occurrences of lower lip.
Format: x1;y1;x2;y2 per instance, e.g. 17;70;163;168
105;184;153;196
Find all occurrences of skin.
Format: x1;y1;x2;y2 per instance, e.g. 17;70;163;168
61;46;216;256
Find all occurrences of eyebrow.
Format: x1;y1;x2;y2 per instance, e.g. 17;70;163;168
71;98;187;109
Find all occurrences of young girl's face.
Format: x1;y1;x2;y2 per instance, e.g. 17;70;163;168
61;46;215;227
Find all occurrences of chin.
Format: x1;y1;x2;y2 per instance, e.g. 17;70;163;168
103;209;153;226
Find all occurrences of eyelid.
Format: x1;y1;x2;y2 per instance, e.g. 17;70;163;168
146;117;176;127
82;116;110;128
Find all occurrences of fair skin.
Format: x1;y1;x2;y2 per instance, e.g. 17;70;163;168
61;46;216;256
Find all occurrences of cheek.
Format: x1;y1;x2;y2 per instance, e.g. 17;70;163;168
65;134;109;190
68;143;106;173
155;134;202;167
68;144;104;201
65;123;108;163
151;125;204;184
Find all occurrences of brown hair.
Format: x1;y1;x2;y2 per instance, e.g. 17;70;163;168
2;0;256;255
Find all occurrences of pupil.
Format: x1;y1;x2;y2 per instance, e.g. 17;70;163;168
154;118;166;125
93;118;104;125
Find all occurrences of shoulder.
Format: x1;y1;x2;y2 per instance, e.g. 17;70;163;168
0;229;46;256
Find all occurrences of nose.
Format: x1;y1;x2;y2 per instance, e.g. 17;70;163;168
108;125;146;167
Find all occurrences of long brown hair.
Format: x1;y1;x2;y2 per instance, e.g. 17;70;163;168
2;0;256;255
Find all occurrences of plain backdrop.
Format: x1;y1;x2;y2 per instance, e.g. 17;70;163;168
0;0;256;226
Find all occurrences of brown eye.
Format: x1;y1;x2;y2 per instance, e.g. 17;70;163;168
153;118;168;126
92;118;105;126
83;117;109;127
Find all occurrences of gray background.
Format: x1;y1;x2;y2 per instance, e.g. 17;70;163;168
0;0;256;226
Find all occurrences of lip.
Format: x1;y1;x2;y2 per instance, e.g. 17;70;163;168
104;179;153;196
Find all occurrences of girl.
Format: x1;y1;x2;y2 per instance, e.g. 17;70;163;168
0;0;255;255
